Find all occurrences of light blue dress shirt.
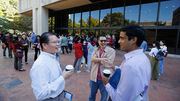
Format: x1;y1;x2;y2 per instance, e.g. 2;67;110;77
140;41;147;52
30;51;65;100
106;49;151;101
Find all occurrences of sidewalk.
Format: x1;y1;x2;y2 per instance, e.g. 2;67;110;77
0;46;180;101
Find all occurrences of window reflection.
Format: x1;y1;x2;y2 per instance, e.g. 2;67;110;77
74;13;80;27
68;14;73;28
140;2;158;26
159;0;180;26
82;12;89;27
145;29;156;50
125;5;139;25
157;29;178;54
100;8;110;27
91;10;99;27
112;7;124;26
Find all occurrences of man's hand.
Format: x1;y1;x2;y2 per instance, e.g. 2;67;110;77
102;75;110;85
101;59;115;70
62;69;73;79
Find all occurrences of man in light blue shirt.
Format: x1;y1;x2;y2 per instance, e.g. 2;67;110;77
102;25;151;101
140;40;147;52
31;32;37;44
30;32;73;101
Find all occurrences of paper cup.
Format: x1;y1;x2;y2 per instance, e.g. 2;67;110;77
65;65;74;71
103;69;111;77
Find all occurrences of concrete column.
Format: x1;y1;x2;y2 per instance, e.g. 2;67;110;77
33;7;48;35
33;8;37;34
39;7;49;35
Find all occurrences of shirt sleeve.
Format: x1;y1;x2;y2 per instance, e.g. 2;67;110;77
106;65;144;101
30;65;65;100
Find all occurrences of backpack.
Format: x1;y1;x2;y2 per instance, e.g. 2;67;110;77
155;50;164;60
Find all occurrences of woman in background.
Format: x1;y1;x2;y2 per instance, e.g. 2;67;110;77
34;35;41;61
86;38;97;73
20;34;29;64
159;40;167;76
149;41;160;80
73;36;83;73
12;35;25;71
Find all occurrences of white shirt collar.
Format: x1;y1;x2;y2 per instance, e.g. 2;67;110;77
124;49;143;60
41;51;56;59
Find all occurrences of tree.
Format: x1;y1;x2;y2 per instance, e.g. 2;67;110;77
0;0;32;34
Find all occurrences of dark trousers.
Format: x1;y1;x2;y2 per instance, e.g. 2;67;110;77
22;48;28;62
34;48;40;61
9;48;13;58
61;46;69;54
14;53;22;70
3;46;9;57
68;44;72;51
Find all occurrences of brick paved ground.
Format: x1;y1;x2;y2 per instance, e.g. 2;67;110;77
0;44;180;101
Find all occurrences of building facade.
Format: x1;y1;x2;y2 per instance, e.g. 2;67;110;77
19;0;180;54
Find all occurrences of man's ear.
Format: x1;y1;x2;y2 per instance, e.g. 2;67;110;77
42;43;47;50
131;37;137;45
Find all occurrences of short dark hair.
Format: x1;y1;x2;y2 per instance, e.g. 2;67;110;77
153;41;160;49
74;36;80;43
97;35;106;41
160;40;166;45
40;32;57;50
120;24;145;47
5;32;9;34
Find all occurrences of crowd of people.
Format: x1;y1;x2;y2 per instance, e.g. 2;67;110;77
0;24;168;101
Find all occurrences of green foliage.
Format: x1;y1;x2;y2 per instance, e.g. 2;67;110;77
0;0;32;34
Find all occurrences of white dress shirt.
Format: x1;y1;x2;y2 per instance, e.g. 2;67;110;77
106;49;151;101
149;47;159;57
160;45;167;55
30;51;65;101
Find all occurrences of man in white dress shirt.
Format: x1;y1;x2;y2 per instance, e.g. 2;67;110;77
102;24;151;101
30;32;73;101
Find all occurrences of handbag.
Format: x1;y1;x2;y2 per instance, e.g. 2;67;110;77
16;49;23;57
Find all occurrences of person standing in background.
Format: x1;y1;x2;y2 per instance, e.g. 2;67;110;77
12;35;26;71
149;41;160;80
34;35;41;61
20;34;29;64
86;38;97;73
1;32;10;58
73;36;83;73
31;32;37;49
159;40;167;76
140;40;147;52
89;35;115;101
61;34;69;54
7;34;13;58
68;34;73;53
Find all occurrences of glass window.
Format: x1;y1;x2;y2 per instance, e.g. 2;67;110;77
140;2;158;26
125;5;139;25
81;29;89;36
91;10;99;27
100;8;110;27
157;29;178;54
178;32;180;55
68;14;73;28
159;0;180;26
74;13;80;27
145;29;156;51
112;7;124;26
82;12;89;27
68;29;73;34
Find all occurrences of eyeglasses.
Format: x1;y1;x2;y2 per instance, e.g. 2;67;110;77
48;41;60;44
100;40;107;42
